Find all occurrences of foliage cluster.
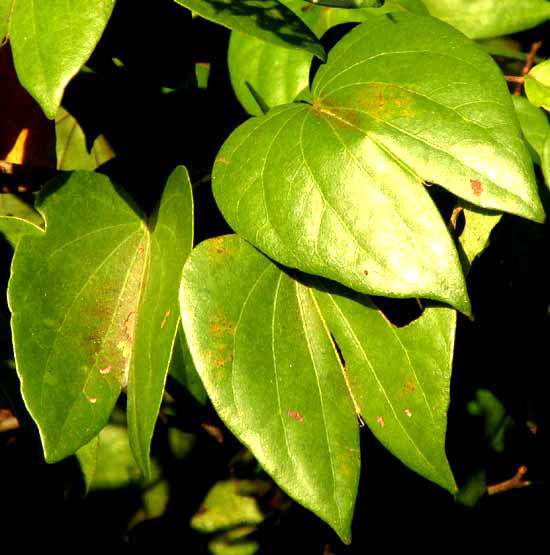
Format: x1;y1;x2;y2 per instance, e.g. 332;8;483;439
0;0;548;550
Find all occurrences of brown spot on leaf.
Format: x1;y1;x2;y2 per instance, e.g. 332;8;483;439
216;157;229;165
99;365;112;375
376;415;385;427
88;397;97;404
210;312;235;337
400;376;415;397
161;309;171;328
288;410;304;423
137;247;144;255
404;408;412;418
470;179;483;196
363;269;368;276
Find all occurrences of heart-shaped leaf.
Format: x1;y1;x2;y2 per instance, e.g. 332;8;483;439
215;13;543;315
8;168;193;472
421;0;550;39
180;234;457;543
174;0;324;60
4;0;116;118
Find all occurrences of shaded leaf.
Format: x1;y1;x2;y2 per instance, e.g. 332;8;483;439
8;168;193;468
512;95;550;166
55;107;115;171
228;0;426;115
455;202;501;273
525;60;550;112
541;132;550;190
215;14;544;314
180;235;457;541
174;0;324;60
5;0;116;118
421;0;550;39
169;325;208;405
191;480;265;533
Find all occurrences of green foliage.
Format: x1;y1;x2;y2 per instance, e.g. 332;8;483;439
0;0;116;118
1;0;548;549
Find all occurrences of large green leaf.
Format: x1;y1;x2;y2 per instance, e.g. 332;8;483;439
421;0;550;39
8;168;193;469
215;13;543;315
174;0;324;60
3;0;115;119
180;234;457;542
228;0;426;115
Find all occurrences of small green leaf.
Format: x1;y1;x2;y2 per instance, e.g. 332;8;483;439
541;132;550;190
56;107;115;171
0;195;44;248
7;0;116;118
456;202;501;273
180;235;458;542
525;60;550;112
8;168;193;466
191;480;265;533
512;95;550;166
216;14;544;314
422;0;550;39
174;0;325;60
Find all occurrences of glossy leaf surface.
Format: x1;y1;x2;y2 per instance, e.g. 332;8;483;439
174;0;324;60
215;13;543;314
422;0;550;39
229;0;426;115
180;235;457;542
525;60;550;111
8;168;193;467
5;0;116;118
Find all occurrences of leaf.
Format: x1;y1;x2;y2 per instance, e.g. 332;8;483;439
56;107;115;171
190;479;265;533
169;325;208;405
421;0;550;39
541;132;550;190
455;202;501;273
0;194;44;248
173;0;324;60
180;235;457;542
215;14;544;315
127;166;194;477
8;167;193;467
6;0;116;118
525;60;550;112
228;0;426;115
512;95;550;166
